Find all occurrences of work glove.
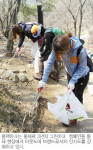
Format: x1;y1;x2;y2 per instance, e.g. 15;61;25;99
16;47;20;53
67;82;75;94
38;80;46;92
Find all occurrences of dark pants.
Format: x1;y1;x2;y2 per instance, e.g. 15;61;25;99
67;72;89;103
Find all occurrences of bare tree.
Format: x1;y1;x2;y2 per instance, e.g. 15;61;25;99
0;0;21;56
61;0;79;36
78;0;87;38
61;0;87;38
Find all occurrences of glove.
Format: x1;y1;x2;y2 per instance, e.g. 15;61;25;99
38;80;46;92
67;83;75;94
16;47;20;53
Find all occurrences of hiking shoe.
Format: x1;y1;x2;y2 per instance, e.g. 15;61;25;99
33;73;42;81
62;120;77;127
69;119;77;126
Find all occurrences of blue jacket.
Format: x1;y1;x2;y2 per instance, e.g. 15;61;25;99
42;36;89;84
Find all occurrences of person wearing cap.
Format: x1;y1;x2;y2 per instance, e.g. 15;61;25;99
38;34;89;125
12;21;44;51
12;22;45;74
32;27;65;81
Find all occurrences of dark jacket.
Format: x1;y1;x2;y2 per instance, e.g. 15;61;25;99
39;31;55;57
39;27;64;57
18;21;41;48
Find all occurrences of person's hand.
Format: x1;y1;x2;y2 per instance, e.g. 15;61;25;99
16;47;20;53
67;83;75;94
38;80;46;92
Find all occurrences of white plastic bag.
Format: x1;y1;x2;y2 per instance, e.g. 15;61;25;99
48;91;88;125
31;41;39;58
34;50;40;73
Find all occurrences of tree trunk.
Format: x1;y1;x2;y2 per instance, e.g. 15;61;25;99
6;0;21;56
6;31;13;57
78;8;82;38
78;0;86;38
0;0;21;57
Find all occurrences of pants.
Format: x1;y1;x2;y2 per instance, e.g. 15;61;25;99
34;50;40;73
31;41;40;74
67;72;89;103
39;54;49;76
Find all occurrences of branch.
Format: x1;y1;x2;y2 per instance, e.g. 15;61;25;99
76;6;80;19
0;17;3;28
82;0;87;7
61;0;76;20
79;0;87;7
69;0;71;9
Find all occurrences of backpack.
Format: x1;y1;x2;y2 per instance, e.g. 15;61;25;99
45;27;65;36
77;45;93;72
18;21;38;33
18;21;26;31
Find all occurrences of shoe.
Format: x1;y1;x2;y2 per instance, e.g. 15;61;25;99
69;119;77;126
62;119;77;127
33;73;42;81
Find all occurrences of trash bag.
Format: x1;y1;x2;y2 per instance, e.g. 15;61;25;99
31;41;39;58
48;91;88;125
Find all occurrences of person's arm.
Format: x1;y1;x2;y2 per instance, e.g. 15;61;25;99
17;32;25;48
38;50;55;91
39;37;45;52
69;48;88;84
42;50;55;83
